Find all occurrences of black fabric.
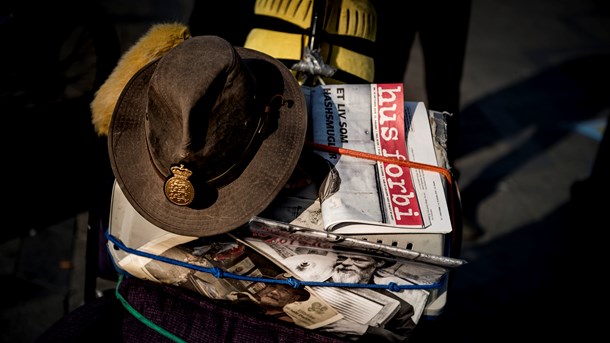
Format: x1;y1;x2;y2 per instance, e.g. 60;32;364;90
188;0;255;46
118;277;349;343
36;277;350;342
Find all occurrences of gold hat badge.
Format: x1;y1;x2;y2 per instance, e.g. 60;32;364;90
164;164;195;206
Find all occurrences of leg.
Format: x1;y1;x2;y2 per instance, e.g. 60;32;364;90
418;0;471;166
373;2;418;83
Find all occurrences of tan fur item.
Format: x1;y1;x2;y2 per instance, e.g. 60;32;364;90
91;23;191;136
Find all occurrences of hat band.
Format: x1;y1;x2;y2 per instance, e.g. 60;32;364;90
205;94;286;187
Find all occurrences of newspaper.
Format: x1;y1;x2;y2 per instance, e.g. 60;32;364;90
244;216;466;268
236;231;435;342
107;181;342;330
308;84;453;235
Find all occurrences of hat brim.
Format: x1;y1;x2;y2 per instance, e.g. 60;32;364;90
108;44;307;237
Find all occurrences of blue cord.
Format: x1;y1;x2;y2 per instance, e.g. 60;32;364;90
106;231;444;291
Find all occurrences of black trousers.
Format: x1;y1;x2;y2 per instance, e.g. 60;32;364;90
373;0;472;166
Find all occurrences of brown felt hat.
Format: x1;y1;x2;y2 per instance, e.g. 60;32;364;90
108;35;307;237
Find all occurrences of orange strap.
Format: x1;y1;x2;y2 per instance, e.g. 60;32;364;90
305;141;453;185
305;141;458;243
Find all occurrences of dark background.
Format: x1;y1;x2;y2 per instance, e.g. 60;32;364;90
1;0;608;342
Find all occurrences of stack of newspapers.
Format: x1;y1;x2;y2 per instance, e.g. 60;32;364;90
106;83;466;342
261;83;461;318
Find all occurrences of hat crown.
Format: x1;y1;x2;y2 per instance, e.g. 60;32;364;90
145;36;263;186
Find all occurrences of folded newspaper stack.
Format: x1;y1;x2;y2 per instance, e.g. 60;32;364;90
262;83;461;317
107;181;342;330
107;179;463;342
